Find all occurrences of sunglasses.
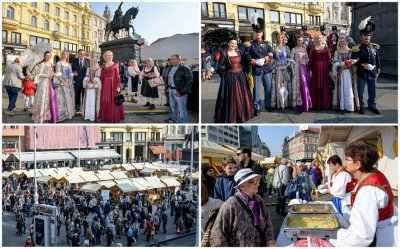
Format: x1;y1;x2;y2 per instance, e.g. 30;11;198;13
246;178;260;185
236;152;243;156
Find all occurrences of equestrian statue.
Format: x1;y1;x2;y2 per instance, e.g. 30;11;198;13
105;2;139;41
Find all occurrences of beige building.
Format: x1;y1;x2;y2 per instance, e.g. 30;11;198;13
97;126;165;163
323;2;351;35
202;2;324;43
2;2;94;63
282;128;320;161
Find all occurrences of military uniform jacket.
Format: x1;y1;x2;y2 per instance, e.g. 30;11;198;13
249;41;274;76
351;43;380;79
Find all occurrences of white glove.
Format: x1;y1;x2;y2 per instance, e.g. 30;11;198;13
366;64;375;70
317;184;327;190
255;58;265;66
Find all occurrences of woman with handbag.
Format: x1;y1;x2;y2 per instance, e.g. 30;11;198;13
98;51;125;123
82;56;102;122
210;169;277;247
127;59;140;103
140;58;160;110
214;35;254;123
290;162;316;201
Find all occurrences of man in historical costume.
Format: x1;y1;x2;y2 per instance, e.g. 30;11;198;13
327;25;339;57
320;25;328;46
330;141;397;247
351;16;381;114
300;25;313;53
248;17;274;115
113;2;124;27
317;155;356;218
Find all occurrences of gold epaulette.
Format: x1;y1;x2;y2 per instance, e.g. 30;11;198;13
371;43;380;50
352;45;360;53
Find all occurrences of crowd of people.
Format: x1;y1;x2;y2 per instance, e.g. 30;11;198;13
202;16;381;123
200;141;397;247
3;50;194;123
3;173;198;247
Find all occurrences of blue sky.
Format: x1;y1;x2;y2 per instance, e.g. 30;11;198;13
258;125;320;156
90;2;199;44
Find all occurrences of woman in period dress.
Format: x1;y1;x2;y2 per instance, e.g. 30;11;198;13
214;38;254;123
332;37;360;112
140;58;160;110
271;33;291;110
127;59;140;103
290;36;312;113
97;51;124;123
32;51;58;123
309;34;332;110
82;56;102;121
54;50;74;121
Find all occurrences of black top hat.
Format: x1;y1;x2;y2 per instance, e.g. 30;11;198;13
332;26;337;31
359;16;375;35
302;25;308;31
252;18;265;33
320;26;326;31
280;26;286;32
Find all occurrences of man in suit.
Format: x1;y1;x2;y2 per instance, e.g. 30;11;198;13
72;49;89;112
2;58;25;115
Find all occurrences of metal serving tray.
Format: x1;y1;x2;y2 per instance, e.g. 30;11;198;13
282;213;348;240
289;202;337;214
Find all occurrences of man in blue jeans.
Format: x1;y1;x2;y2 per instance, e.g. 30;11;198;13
163;54;193;123
248;17;274;116
351;17;380;114
2;58;25;116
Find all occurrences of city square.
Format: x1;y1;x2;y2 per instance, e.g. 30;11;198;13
2;125;199;247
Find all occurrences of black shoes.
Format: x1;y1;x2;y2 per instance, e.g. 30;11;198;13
149;104;155;110
254;110;260;116
266;107;273;112
368;107;380;114
143;102;150;107
359;108;365;114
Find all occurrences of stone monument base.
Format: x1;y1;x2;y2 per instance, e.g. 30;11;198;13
99;37;142;64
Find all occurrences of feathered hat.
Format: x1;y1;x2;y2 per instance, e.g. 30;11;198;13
280;26;286;32
302;25;308;31
320;25;326;31
358;16;375;35
251;14;265;33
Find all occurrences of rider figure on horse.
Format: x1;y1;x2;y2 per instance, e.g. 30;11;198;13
113;2;124;28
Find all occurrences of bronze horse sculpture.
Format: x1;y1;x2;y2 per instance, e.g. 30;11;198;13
105;4;139;41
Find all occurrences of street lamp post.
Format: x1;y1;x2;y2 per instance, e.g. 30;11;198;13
34;126;38;204
188;126;194;201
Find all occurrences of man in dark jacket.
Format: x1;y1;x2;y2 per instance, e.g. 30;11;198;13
237;147;265;196
72;49;89;112
162;54;193;123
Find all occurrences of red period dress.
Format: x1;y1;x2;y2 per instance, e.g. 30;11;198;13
98;63;125;123
309;47;332;110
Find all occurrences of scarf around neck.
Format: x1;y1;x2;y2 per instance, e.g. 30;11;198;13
240;191;262;226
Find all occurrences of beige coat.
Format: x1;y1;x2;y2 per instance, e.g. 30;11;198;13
2;63;24;88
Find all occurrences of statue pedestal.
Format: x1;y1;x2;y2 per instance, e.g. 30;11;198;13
99;37;142;64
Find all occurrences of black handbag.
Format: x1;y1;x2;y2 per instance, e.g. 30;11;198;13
329;78;335;90
114;94;125;105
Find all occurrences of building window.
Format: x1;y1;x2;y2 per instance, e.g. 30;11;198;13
44;20;49;30
110;132;123;142
135;132;146;142
201;2;208;17
6;7;15;20
53;40;60;49
29;36;49;46
126;132;132;142
94;31;97;38
238;6;264;21
64;26;69;35
65;11;69;20
308;15;314;25
54;23;60;32
64;42;77;52
285;12;302;25
2;141;18;149
86;46;90;53
151;132;156;141
44;3;49;12
101;132;106;142
11;32;21;44
270;10;280;23
86;32;89;39
31;16;37;27
55;7;60;16
31;2;37;7
73;15;77;23
2;31;7;43
315;16;321;25
213;3;226;18
94;19;97;26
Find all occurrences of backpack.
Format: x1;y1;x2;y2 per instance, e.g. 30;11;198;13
200;208;220;247
127;227;133;237
106;228;113;239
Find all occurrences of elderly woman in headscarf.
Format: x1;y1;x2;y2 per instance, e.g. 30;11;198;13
210;168;277;247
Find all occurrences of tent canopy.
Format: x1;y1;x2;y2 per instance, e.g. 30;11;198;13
81;183;102;193
110;171;128;180
97;181;117;189
5;151;75;162
150;146;167;154
95;171;114;181
132;163;144;170
144;176;166;189
141;33;199;60
131;177;153;190
117;183;139;193
202;140;236;158
160;176;181;187
120;164;136;171
140;168;159;174
69;149;121;159
64;174;85;184
79;171;100;182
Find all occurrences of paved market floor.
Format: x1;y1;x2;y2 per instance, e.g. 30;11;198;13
2;206;197;247
201;75;398;123
2;88;199;124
